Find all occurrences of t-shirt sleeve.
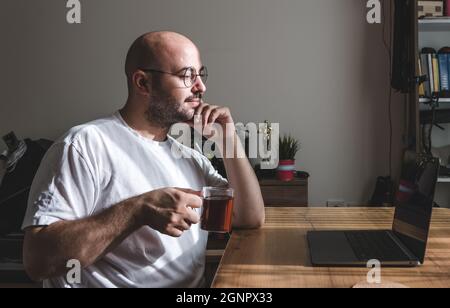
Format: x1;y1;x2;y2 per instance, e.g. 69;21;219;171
22;140;98;230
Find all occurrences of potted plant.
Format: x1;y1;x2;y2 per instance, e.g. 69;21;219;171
277;135;300;181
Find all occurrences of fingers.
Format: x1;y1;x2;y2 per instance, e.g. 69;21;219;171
175;218;192;231
166;226;184;237
208;108;221;125
173;188;202;224
150;188;205;238
194;103;218;127
202;105;215;127
194;103;208;120
174;188;203;209
176;188;202;197
184;114;203;128
165;210;198;237
184;207;200;225
179;195;201;225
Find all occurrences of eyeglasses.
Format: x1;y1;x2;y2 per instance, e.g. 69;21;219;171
140;66;208;88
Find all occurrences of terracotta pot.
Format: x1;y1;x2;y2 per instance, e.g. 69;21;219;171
277;160;296;181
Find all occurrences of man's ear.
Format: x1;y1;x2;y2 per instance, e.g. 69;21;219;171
133;71;150;94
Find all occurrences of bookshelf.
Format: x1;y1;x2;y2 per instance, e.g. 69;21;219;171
418;16;450;127
416;12;450;207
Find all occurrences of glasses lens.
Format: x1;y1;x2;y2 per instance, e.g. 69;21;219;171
184;67;195;87
183;67;208;87
199;67;208;84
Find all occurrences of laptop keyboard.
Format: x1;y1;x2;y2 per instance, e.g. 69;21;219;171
345;231;411;262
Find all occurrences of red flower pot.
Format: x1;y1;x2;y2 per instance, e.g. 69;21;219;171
277;160;296;181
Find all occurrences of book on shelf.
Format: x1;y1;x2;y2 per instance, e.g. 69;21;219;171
438;47;450;93
419;56;426;97
419;47;450;100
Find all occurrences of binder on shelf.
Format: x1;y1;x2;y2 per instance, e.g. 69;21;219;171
448;48;450;94
418;57;426;97
438;51;449;91
432;53;441;94
421;47;436;97
438;47;450;97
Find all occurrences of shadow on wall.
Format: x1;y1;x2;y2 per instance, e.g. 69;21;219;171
360;1;405;202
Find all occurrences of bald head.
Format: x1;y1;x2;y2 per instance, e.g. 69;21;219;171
125;31;198;81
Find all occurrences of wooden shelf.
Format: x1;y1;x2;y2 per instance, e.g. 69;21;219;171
420;98;450;124
420;108;450;124
420;98;450;104
438;177;450;183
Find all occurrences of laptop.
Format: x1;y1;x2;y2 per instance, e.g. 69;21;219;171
307;151;440;267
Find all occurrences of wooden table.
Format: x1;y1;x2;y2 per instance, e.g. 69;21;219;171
212;207;450;288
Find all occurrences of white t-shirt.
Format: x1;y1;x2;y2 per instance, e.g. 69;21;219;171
22;111;227;288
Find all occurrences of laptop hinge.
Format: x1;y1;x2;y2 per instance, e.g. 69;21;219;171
387;231;419;263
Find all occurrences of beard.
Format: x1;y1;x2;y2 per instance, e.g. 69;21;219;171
145;90;194;129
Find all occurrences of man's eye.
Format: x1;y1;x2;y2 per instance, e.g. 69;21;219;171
185;68;195;76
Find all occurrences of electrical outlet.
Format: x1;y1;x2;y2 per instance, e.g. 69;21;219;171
327;199;347;207
346;202;360;208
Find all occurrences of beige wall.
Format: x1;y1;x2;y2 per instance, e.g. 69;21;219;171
0;0;405;206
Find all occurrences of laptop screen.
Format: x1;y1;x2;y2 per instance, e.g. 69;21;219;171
392;151;440;263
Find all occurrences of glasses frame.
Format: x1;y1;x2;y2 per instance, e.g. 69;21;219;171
140;66;208;88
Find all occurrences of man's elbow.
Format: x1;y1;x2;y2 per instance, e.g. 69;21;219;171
23;233;93;282
23;229;45;281
250;204;266;228
253;212;265;228
23;228;67;282
234;212;265;229
23;247;47;282
24;251;90;282
23;244;78;282
24;261;44;282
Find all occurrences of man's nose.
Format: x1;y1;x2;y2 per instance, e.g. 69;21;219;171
192;76;206;93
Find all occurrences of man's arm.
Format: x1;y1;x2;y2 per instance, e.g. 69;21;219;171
23;197;142;282
23;188;202;281
221;129;265;229
191;103;265;229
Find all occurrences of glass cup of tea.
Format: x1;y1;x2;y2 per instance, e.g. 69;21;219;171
201;187;234;233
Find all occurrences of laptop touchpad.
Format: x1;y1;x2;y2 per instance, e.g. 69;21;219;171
308;231;358;264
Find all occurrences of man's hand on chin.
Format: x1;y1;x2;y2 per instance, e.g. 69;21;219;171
185;102;236;141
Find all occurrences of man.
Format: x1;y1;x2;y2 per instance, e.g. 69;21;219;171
22;31;265;288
